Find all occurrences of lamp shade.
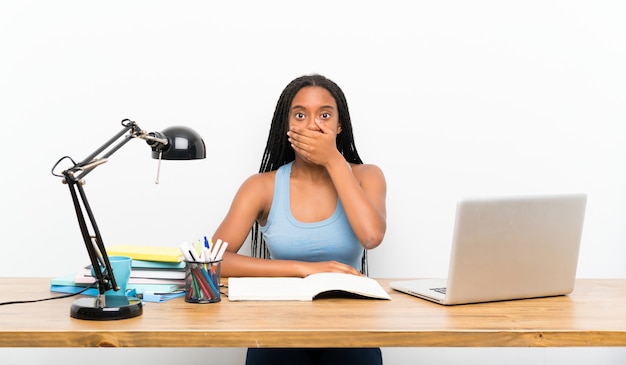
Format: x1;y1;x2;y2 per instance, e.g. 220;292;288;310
150;126;206;160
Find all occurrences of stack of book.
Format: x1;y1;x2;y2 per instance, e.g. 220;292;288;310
50;244;186;302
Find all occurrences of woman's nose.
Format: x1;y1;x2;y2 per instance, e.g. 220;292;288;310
307;118;321;130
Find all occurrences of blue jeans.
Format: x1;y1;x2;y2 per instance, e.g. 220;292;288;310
246;348;383;365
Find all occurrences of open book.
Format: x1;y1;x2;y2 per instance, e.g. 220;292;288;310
227;272;391;301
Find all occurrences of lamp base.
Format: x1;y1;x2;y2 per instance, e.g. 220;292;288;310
70;295;143;320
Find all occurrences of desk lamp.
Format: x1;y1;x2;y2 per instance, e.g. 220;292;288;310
51;119;206;320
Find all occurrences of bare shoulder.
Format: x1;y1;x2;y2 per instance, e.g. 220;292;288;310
234;170;275;223
238;170;276;195
350;163;385;182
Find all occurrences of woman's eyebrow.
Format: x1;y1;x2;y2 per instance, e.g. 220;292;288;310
291;104;336;110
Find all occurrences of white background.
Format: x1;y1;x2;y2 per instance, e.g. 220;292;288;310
1;1;624;364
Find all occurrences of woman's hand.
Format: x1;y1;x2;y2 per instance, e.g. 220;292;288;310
297;260;364;277
287;120;341;167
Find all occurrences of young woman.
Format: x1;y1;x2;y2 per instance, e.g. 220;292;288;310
212;74;387;365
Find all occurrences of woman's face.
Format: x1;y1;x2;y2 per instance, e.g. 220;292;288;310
288;86;341;133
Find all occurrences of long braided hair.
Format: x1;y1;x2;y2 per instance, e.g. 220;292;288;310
250;74;369;275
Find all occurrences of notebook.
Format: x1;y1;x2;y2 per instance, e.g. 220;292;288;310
390;193;587;305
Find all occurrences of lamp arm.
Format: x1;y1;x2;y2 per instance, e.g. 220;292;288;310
63;170;115;298
72;119;167;181
73;120;136;171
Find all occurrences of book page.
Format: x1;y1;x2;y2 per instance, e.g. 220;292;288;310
305;273;391;300
228;274;391;301
228;277;313;301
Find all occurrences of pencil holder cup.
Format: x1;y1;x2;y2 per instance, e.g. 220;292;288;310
184;260;222;303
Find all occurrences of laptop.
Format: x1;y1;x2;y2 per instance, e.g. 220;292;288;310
390;193;587;305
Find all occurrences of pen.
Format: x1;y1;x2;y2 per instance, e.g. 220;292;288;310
191;264;214;298
210;239;223;261
215;241;229;261
198;265;219;298
178;242;194;261
201;247;211;263
189;268;203;299
188;249;199;262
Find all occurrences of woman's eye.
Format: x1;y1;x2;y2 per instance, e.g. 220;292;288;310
321;112;331;119
295;112;305;120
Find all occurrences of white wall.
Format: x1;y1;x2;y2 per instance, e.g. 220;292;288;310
1;1;625;364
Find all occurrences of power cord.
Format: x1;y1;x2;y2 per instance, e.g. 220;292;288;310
0;282;98;306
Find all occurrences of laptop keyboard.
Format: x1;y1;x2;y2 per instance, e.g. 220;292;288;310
430;287;447;295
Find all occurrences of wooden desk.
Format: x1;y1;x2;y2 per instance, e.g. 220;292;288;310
1;278;625;348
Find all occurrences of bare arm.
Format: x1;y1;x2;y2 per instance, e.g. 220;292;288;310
326;159;387;249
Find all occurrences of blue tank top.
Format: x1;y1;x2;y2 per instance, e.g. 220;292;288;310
259;162;363;271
